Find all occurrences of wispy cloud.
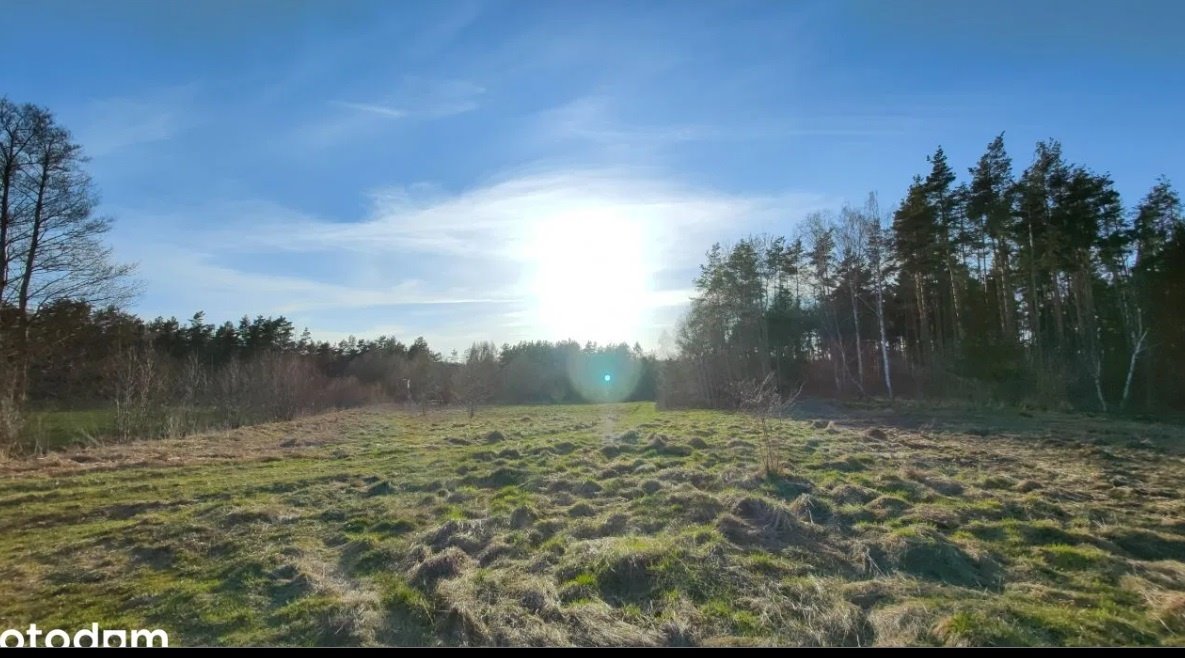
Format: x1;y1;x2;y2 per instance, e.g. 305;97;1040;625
111;165;831;352
329;101;408;119
119;244;516;315
226;166;827;266
301;76;485;147
329;78;483;121
70;84;202;157
536;95;923;151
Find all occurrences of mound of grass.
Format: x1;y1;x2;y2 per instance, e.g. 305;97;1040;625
409;547;474;586
1103;528;1185;562
787;494;832;524
877;528;1000;589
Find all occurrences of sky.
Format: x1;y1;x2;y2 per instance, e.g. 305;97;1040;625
3;0;1183;357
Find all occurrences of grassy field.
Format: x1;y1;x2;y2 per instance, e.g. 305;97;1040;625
1;401;1184;646
17;407;233;453
18;408;117;451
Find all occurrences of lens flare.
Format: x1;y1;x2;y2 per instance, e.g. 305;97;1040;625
566;350;640;402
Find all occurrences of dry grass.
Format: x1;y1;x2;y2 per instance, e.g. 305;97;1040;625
1;401;1183;645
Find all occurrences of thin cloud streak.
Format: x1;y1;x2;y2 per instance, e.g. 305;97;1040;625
329;101;409;119
69;84;203;157
299;76;485;147
536;96;923;150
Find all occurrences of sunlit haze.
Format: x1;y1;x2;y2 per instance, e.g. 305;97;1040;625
528;210;652;344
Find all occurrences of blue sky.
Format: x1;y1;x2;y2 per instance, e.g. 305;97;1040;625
3;0;1183;356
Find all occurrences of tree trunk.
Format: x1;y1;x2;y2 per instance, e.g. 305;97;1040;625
946;253;963;344
1026;220;1042;364
1051;273;1066;356
875;279;892;400
0;159;13;303
914;273;930;364
1121;327;1147;410
11;148;50;403
1093;355;1108;413
848;274;863;389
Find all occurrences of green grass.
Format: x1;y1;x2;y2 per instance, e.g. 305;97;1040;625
21;408;116;449
17;406;229;451
1;402;1183;645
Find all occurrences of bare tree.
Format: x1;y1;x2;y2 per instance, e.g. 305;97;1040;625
453;341;499;417
734;373;802;477
0;99;135;420
112;344;163;441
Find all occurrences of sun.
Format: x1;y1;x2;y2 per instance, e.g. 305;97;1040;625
527;210;650;343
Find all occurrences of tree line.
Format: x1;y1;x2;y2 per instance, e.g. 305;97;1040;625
5;295;656;448
23;301;656;409
665;135;1184;412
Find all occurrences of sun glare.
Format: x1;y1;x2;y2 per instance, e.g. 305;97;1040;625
528;210;650;343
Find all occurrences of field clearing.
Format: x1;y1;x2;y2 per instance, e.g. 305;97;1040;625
1;402;1184;646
